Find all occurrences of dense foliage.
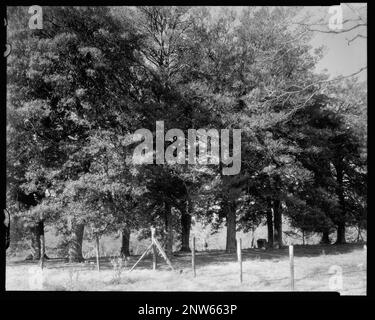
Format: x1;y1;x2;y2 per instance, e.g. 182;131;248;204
6;6;367;260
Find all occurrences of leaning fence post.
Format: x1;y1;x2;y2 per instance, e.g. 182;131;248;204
237;238;242;283
192;237;196;277
289;244;294;290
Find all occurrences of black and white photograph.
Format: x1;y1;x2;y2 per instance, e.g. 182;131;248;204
3;4;367;296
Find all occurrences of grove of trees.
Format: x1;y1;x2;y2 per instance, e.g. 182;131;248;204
6;6;367;263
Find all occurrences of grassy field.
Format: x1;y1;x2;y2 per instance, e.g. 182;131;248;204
6;243;366;294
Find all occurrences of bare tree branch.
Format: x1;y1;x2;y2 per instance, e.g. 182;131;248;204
307;23;366;34
347;34;366;45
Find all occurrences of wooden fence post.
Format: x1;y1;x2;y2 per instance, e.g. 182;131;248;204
289;245;294;290
151;227;157;270
192;237;196;277
39;233;45;270
237;238;242;283
95;235;100;272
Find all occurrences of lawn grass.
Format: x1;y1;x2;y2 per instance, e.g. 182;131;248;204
6;243;366;294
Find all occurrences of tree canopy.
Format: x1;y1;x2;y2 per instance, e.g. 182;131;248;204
6;6;367;260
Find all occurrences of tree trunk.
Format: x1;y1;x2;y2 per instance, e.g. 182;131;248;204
321;230;330;244
3;209;10;250
273;199;283;249
180;200;191;252
356;227;363;242
302;230;305;246
30;224;41;260
165;202;173;258
225;200;237;253
250;226;255;248
29;220;45;260
266;199;274;249
336;223;346;245
39;221;45;269
120;227;131;257
69;223;84;262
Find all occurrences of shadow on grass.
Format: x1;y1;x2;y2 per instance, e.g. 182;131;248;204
6;243;365;272
125;242;366;271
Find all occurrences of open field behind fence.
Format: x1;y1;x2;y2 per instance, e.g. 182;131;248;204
6;243;366;294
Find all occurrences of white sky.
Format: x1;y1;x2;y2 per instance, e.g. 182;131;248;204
209;5;367;82
307;5;367;81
